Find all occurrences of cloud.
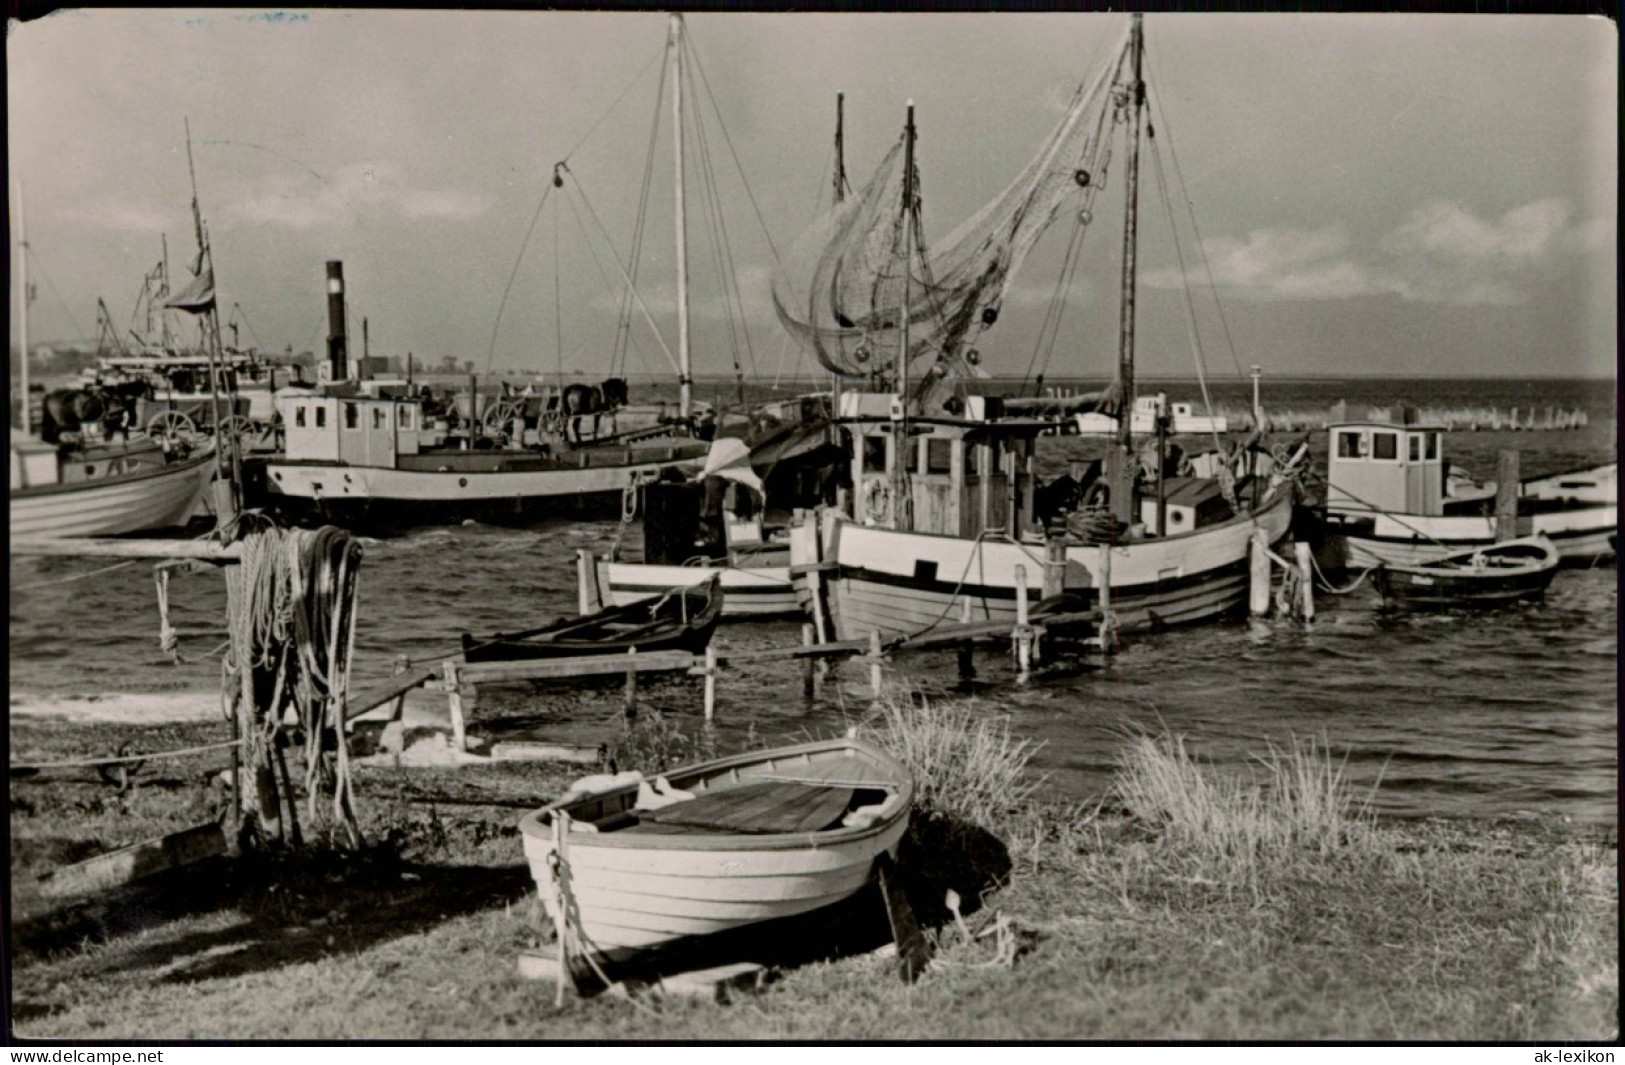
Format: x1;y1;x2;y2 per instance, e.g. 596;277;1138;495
1145;198;1602;307
215;160;491;230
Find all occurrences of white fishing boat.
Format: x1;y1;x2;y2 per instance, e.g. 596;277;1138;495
1076;395;1229;436
779;16;1306;642
519;736;912;967
10;432;216;539
8;176;218;539
578;438;801;618
1321;418;1616;566
252;263;708;532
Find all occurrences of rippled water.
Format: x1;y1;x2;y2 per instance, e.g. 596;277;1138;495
10;377;1617;825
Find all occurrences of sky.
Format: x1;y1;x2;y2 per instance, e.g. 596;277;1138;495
7;10;1617;383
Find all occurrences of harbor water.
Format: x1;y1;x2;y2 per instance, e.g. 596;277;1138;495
9;376;1617;826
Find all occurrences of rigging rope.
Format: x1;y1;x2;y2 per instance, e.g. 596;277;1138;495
485;178;554;374
1146;119;1225;459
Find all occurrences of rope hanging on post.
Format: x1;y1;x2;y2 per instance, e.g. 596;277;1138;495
222;523;365;850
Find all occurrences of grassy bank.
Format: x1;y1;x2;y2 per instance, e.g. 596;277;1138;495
8;700;1617;1042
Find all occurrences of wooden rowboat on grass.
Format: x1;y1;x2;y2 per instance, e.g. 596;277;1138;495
519;736;913;971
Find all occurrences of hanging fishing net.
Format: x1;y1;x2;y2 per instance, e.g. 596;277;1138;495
772;22;1134;390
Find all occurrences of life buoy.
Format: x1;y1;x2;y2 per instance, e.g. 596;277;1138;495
864;478;891;524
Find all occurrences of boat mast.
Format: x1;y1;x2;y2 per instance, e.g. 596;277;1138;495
14;176;29;434
892;101;916;533
669;12;692;421
831;92;846;418
182;119;240;508
1112;14;1145;526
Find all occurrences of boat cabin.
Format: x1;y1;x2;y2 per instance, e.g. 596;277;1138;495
1325;420;1446;517
276;386;439;469
839;391;1037;538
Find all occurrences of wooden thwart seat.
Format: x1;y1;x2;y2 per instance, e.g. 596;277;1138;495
632;781;858;835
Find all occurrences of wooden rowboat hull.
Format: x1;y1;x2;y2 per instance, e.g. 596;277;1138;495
591;553;800;618
1372;535;1560;610
461;579;722;663
519;737;912;963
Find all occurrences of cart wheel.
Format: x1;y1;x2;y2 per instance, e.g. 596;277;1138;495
218;415;256;449
147;410;197;442
482;398;524;438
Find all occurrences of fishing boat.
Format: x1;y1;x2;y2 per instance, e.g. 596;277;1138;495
9;176;218;538
1320;418;1616;566
250;263;709;532
779;15;1307;643
1371;534;1560;610
10;432;217;538
460;576;722;663
578;438;801;618
518;735;913;968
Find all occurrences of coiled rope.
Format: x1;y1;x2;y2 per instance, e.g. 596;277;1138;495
222;523;364;849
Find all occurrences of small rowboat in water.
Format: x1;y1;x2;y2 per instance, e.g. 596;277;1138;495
519;736;913;970
1372;534;1560;611
460;576;722;662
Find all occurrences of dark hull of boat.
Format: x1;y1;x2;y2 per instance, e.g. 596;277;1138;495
460;583;723;663
1371;537;1560;610
1372;565;1557;610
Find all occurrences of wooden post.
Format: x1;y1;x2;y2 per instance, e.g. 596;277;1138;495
1249;528;1271;617
957;596;974;679
1495;450;1520;543
869;630;884;696
1013;564;1032;674
1042;531;1066;599
1097;540;1117;652
443;660;468;753
801;624;816;700
576;549;601;615
703;644;718;722
1294;542;1315;622
623;648;638;719
804;510;830;644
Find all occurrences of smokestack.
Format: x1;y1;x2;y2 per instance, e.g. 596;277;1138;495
326;260;348;381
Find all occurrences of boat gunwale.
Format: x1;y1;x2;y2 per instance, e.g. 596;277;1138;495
9;442;217;499
518;736;913;853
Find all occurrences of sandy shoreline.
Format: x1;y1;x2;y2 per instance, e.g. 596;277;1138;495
8;688;452;728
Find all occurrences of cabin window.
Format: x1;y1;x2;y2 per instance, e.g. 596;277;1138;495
295;406;307;429
315;407;327;429
927;438;954;475
964;442;980;479
1372;432;1398;461
372;407;386;429
344;403;359;430
905;441;920;474
1426;433;1439;460
1336;431;1362;459
988;439;1003;476
862;435;888;474
1409;435;1421;462
399;406;414;430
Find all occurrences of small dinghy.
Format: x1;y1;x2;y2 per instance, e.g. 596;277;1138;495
460;576;722;662
519;736;913;970
1372;534;1560;611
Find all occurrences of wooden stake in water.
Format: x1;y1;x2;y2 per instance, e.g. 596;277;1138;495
1495;450;1520;544
1249;528;1271;617
1294;542;1315;622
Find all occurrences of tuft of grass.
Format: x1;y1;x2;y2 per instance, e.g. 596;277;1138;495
1114;731;1374;876
867;686;1042;830
603;710;716;777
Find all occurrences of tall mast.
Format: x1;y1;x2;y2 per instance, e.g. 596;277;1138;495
834;93;847;205
831;93;845;417
183;118;239;505
14;176;29;434
892;100;916;533
669;12;692;420
1112;14;1145;525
